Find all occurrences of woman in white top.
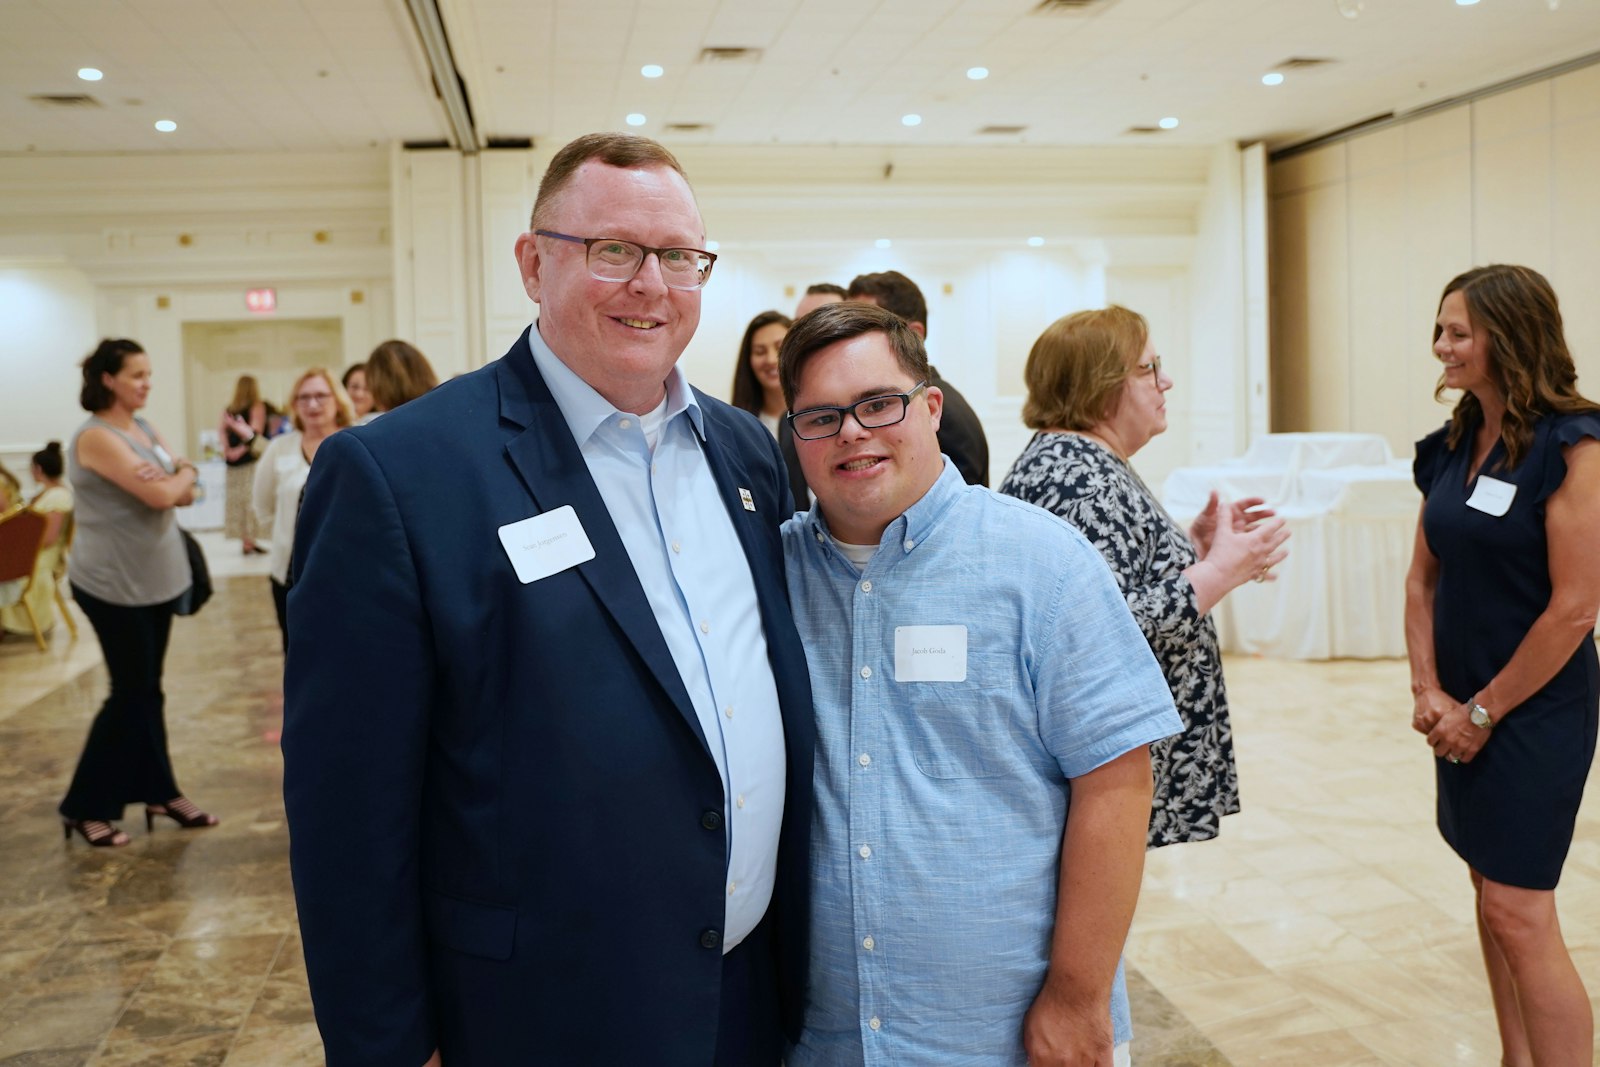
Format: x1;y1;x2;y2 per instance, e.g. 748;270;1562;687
729;310;791;437
253;367;352;650
1;441;73;637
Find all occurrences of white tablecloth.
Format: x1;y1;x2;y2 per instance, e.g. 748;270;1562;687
1162;437;1419;660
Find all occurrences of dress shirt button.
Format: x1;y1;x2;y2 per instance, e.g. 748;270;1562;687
728;882;737;896
860;579;872;593
619;418;633;430
859;666;872;679
700;620;710;634
700;929;721;950
701;810;722;831
815;531;824;543
736;794;745;809
862;936;875;950
671;540;681;553
903;539;915;551
858;753;871;766
868;1016;882;1031
858;845;872;859
724;705;734;719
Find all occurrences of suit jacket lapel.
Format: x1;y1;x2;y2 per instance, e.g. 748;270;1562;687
495;333;709;757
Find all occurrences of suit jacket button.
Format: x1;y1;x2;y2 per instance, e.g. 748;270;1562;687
700;928;721;950
701;810;722;830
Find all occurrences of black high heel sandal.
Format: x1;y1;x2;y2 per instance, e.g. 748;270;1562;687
63;819;130;847
145;797;219;832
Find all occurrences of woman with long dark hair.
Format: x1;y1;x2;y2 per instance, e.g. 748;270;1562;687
61;339;217;847
1406;264;1600;1066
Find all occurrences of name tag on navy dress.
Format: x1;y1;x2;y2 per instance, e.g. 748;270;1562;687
1466;476;1516;517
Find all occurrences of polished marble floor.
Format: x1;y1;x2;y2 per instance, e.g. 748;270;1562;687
1;552;1597;1065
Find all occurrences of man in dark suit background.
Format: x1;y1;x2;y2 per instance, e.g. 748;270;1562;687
846;270;991;486
282;133;813;1067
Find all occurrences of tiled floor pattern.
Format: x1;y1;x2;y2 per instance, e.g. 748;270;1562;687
2;563;1596;1065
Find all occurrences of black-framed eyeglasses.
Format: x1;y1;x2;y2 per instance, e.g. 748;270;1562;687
533;230;717;290
788;382;928;441
1135;354;1162;383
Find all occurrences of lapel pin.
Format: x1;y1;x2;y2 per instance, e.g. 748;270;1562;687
738;487;756;512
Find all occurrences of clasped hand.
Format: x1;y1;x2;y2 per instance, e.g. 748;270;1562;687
1414;686;1489;764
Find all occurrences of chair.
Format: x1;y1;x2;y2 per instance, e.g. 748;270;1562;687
0;509;48;651
50;510;78;640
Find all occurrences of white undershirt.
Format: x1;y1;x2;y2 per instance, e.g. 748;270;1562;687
831;536;877;571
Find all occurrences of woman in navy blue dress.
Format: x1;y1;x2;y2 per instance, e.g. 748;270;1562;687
1405;264;1600;1067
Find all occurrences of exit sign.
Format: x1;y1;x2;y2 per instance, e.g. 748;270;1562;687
245;288;277;313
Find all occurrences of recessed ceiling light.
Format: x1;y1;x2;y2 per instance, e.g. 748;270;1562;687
1262;72;1285;86
1455;0;1479;5
967;67;989;81
77;68;103;81
641;64;664;78
875;238;892;249
901;113;922;127
154;119;177;132
1158;116;1179;130
1027;236;1045;247
625;113;647;126
705;240;720;252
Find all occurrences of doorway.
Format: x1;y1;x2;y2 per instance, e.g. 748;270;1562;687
182;318;345;458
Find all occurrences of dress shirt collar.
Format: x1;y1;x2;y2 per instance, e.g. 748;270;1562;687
526;320;705;446
800;456;964;560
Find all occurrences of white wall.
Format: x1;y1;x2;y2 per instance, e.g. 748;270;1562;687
0;263;98;454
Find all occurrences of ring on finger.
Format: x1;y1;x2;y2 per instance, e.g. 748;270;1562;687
1448;755;1460;764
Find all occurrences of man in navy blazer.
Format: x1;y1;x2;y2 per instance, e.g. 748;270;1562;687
283;133;814;1066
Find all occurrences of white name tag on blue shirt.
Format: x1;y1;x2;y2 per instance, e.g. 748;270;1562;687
895;625;968;682
1466;475;1516;517
497;506;596;584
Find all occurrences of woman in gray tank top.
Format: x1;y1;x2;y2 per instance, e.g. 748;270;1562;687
59;339;219;847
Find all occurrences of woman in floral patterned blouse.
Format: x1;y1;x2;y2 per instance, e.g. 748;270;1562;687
999;306;1289;847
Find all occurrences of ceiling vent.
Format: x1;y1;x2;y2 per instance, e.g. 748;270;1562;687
30;93;102;108
1277;56;1336;70
1032;0;1120;13
978;124;1028;135
1124;125;1165;135
664;122;713;133
697;47;762;64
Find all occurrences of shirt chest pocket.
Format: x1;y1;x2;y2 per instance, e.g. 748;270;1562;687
899;651;1020;780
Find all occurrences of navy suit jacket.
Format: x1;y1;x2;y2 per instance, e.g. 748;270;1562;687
283;328;814;1066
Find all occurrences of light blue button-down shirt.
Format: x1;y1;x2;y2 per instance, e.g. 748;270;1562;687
528;323;786;951
782;461;1181;1064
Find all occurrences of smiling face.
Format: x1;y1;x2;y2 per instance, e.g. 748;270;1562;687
1099;336;1172;457
515;161;704;414
1434;289;1496;398
102;351;153;413
791;330;944;546
292;372;340;436
749;321;788;407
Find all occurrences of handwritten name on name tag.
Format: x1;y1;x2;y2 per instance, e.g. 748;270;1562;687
894;625;968;682
497;506;596;584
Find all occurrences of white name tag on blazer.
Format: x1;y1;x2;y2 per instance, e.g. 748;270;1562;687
498;506;596;584
895;625;968;682
1466;475;1516;517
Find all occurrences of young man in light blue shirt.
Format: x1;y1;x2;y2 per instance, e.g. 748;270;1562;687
778;302;1181;1066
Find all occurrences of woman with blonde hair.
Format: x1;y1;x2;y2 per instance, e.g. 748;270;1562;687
1406;264;1600;1067
218;374;269;555
363;339;437;420
253;368;353;650
1000;306;1287;848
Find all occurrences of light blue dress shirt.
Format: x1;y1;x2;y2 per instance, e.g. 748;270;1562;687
528;323;787;951
782;460;1181;1064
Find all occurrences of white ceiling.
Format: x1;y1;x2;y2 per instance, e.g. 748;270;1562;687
4;0;1598;156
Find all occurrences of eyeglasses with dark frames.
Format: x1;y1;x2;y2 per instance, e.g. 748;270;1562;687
787;382;928;441
533;230;717;291
1135;354;1163;383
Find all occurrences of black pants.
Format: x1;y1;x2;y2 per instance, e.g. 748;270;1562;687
60;585;182;821
714;915;783;1066
270;577;289;653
